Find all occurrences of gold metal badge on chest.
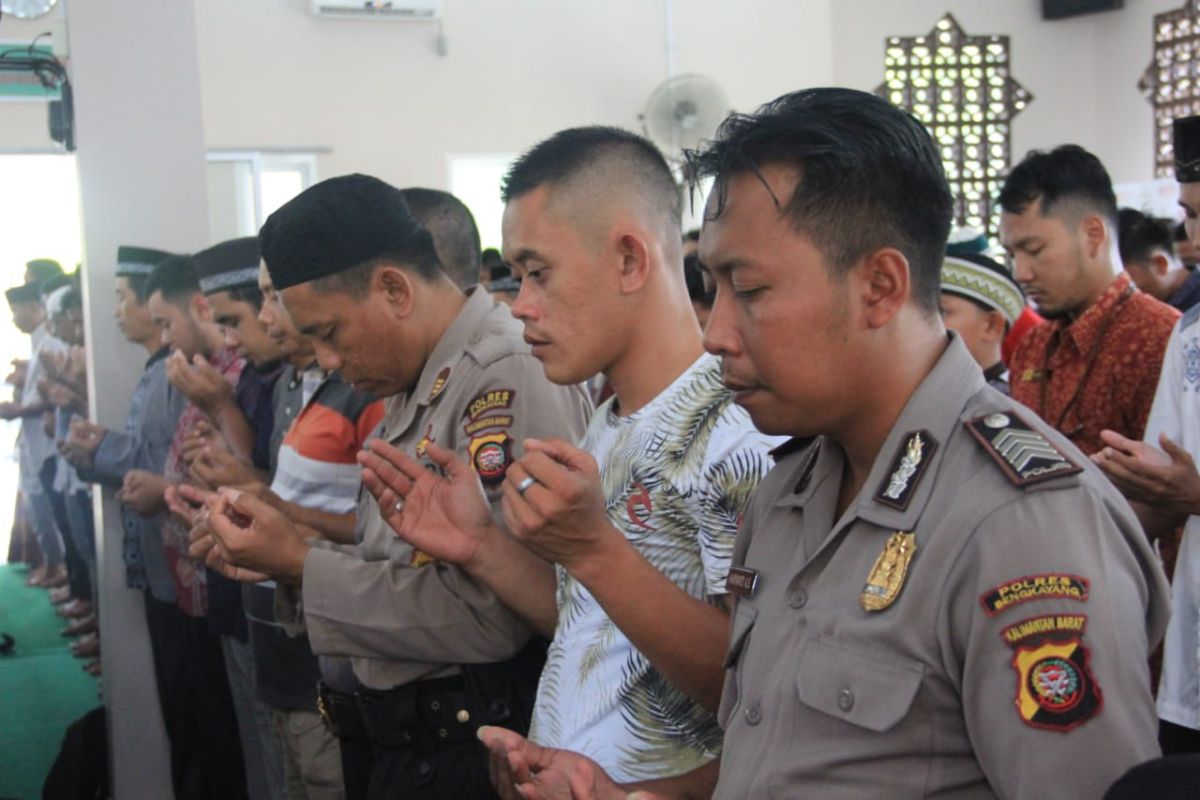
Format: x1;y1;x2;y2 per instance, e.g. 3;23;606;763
860;531;917;612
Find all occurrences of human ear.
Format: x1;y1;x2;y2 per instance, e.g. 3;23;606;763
858;248;910;329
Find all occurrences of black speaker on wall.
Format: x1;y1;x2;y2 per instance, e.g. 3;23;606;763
1042;0;1124;20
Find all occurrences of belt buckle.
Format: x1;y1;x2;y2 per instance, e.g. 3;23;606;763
317;691;340;736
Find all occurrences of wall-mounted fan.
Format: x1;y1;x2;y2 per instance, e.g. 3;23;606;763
641;74;730;162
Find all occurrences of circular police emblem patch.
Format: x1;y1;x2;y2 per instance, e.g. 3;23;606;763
468;432;512;487
1029;656;1083;712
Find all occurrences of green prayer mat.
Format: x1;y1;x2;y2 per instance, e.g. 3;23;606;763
0;563;99;800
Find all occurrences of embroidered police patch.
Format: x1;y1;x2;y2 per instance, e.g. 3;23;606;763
465;389;515;420
965;412;1081;487
468;432;511;487
1012;638;1103;732
874;430;937;510
980;573;1089;617
1000;614;1088;647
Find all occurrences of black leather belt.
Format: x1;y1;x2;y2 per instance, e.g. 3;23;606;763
319;676;479;749
317;681;368;740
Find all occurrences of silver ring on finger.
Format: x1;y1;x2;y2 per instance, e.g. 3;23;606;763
516;476;538;496
393;499;405;514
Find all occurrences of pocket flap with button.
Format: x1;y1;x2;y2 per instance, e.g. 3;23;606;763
796;634;924;732
724;602;758;668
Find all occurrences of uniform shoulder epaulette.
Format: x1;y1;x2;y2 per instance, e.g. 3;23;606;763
466;321;527;369
964;411;1081;487
1180;303;1200;332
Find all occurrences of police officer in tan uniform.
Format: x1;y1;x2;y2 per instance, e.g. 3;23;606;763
465;89;1171;800
198;174;591;799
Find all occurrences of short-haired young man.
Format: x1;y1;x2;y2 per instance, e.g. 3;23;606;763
138;253;252;800
469;88;1169;800
1119;207;1200;313
1000;145;1180;455
358;126;780;789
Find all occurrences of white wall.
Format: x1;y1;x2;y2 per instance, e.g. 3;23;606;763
0;1;1178;186
193;0;834;187
830;0;1179;185
69;0;211;794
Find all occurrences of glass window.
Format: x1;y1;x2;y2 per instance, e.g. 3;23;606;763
878;13;1031;240
1140;0;1200;177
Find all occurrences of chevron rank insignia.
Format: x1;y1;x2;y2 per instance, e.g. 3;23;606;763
965;412;1081;487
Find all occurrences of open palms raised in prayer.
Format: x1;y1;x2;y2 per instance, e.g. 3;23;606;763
357;438;498;568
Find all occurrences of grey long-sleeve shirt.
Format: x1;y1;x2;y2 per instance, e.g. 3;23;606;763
82;347;185;602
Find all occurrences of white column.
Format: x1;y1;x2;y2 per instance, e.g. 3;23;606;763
66;1;210;796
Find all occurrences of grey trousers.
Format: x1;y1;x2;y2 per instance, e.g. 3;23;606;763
223;634;286;800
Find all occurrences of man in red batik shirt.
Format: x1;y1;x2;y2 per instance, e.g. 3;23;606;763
1000;145;1180;456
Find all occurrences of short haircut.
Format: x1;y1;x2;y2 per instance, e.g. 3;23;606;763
998;144;1118;225
685;87;953;314
481;248;504;270
144;254;201;305
220;285;265;312
121;272;151;303
399;188;482;289
1118;208;1176;266
502;125;681;236
308;257;397;299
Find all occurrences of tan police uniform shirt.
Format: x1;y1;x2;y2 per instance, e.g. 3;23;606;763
715;333;1170;799
279;288;592;690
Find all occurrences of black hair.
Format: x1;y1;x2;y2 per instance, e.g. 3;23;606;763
684;253;714;308
998;145;1118;225
399;188;482;290
120;272;151;303
684;87;952;315
307;251;444;299
1176;221;1190;243
223;285;265;312
481;248;504;270
683;228;701;243
144;254;201;305
1117;208;1176;266
502;125;681;231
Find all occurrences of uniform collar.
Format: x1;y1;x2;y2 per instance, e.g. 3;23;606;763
1055;273;1133;356
410;286;494;408
846;332;984;532
773;333;983;523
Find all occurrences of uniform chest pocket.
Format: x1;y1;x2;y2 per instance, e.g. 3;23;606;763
795;634;924;733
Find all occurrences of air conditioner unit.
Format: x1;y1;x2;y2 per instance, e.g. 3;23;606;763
310;0;442;21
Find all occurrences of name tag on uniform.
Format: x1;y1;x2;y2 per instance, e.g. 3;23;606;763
725;566;759;598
